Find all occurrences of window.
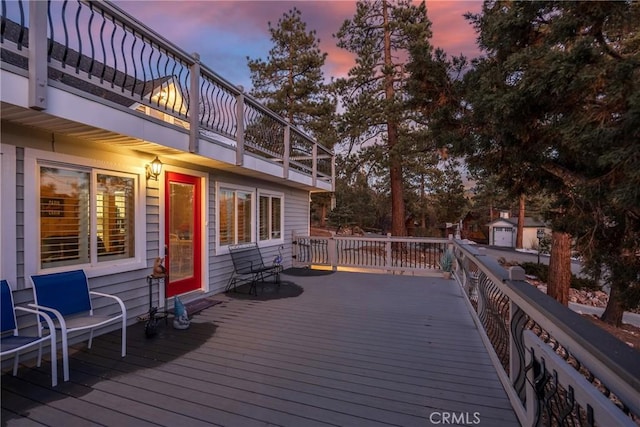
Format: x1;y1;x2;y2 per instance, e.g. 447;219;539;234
39;165;136;269
259;193;283;242
218;186;253;246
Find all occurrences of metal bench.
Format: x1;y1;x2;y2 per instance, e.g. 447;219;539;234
226;243;281;295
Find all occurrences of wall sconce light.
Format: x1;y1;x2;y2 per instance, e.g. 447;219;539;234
146;156;163;181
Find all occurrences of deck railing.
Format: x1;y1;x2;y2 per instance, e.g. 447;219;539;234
0;0;334;188
292;234;450;275
292;234;640;426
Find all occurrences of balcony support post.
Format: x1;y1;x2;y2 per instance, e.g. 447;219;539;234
189;53;201;153
236;88;245;166
312;143;318;187
28;1;48;110
331;155;336;192
283;124;290;179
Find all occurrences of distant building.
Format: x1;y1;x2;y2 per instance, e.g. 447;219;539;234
460;211;489;244
487;216;549;249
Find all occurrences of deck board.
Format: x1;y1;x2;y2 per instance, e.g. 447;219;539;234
2;271;519;426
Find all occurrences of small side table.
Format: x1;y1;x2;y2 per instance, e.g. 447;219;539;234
144;274;168;337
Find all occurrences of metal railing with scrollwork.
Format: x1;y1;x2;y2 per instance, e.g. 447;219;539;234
454;242;640;427
0;0;333;188
291;234;640;425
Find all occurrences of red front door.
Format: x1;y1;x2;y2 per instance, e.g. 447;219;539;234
165;172;201;297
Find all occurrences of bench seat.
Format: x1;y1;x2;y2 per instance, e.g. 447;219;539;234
226;243;281;295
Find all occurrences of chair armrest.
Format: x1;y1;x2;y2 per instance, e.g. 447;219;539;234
14;306;57;339
89;291;127;317
27;303;66;331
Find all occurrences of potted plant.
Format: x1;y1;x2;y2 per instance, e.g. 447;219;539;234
440;250;454;279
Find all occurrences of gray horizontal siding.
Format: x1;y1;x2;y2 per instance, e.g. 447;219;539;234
2;126;316;370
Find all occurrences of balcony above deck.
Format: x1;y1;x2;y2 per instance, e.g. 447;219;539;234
0;1;334;193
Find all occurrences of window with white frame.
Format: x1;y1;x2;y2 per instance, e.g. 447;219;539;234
218;186;254;246
39;164;136;269
259;192;283;242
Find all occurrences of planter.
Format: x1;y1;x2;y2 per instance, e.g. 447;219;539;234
440;250;454;279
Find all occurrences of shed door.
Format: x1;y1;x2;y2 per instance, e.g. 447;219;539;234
165;172;202;297
493;227;514;247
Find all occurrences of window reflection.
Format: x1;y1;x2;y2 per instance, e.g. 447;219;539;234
39;166;136;269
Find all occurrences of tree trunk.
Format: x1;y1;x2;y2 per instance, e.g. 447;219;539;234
547;230;571;306
516;193;525;249
319;203;327;227
383;0;406;237
600;284;624;327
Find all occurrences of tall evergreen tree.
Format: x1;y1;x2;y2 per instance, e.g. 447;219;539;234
247;7;336;146
464;1;640;323
431;161;469;225
334;0;434;237
247;7;337;230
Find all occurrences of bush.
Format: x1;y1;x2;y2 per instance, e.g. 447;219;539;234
519;261;599;290
520;262;549;282
570;276;600;291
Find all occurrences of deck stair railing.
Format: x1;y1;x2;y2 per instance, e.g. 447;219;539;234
292;233;640;426
0;0;333;187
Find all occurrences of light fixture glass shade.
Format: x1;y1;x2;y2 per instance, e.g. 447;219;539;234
150;156;162;176
146;156;163;180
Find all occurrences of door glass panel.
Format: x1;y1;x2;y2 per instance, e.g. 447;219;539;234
169;182;194;281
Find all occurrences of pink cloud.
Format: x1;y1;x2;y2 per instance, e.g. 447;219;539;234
115;0;482;84
428;1;482;58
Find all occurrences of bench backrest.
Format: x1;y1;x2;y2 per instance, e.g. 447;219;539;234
31;270;92;317
1;279;17;333
228;243;266;273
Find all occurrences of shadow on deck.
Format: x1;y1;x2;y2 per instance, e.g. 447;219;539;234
1;271;519;426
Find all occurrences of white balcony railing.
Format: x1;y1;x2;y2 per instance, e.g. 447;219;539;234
0;0;334;189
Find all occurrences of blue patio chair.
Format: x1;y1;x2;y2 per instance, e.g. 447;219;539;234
1;279;58;387
29;270;127;382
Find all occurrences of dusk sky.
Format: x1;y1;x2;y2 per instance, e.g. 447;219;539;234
114;1;483;90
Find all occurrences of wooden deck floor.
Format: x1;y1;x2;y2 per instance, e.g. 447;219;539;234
2;270;519;426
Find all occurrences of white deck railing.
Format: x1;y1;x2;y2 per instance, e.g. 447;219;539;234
292;233;451;275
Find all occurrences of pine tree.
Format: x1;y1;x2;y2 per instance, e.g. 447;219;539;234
247;7;336;146
464;1;640;323
334;0;434;237
247;7;337;230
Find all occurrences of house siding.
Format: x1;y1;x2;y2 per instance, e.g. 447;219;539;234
1;2;330;371
16;147;25;289
205;171;310;295
1;122;314;330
